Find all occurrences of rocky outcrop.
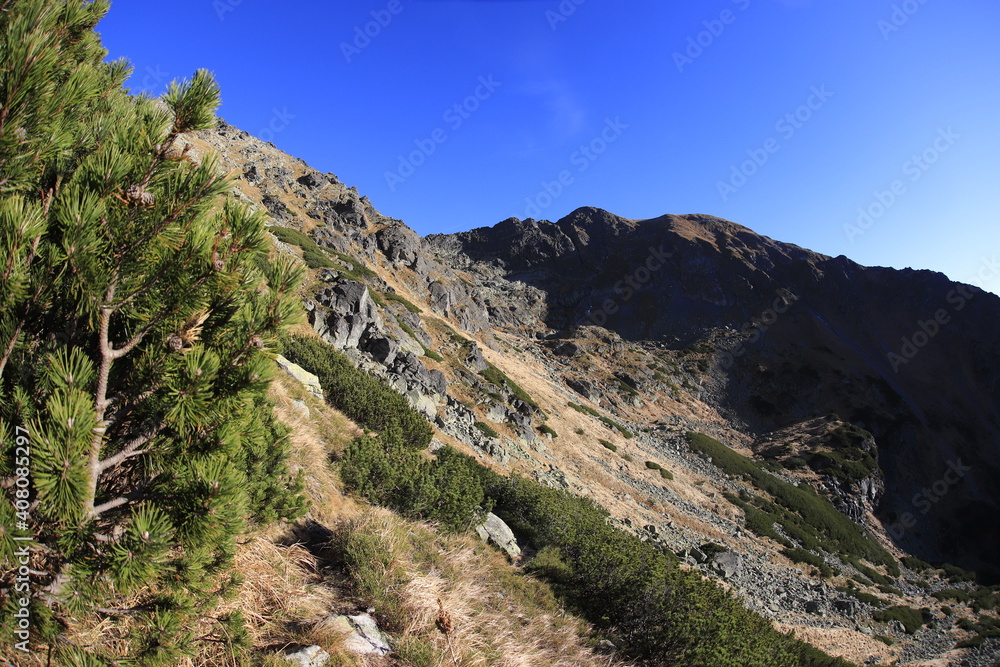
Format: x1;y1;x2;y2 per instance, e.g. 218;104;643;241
310;281;384;350
377;223;430;273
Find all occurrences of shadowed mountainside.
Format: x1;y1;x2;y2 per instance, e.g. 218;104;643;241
429;208;1000;582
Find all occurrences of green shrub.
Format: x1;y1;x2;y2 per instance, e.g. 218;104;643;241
340;435;493;532
784;457;808;469
942;563;976;583
369;289;387;308
873;605;924;634
724;492;789;546
953;615;1000;648
659;468;674;480
932;588;999;612
539;424;558;438
700;543;729;557
482;363;538;409
332;251;377;280
600;416;634;439
422;347;444;362
527;545;575;583
269;226;337;269
269;225;312;248
391;313;417;340
783;548;825;569
568;402;601;418
475;421;500;439
575;428;585;435
612;376;639;396
688;432;895;569
848;559;894;587
645;461;661;470
955;636;985;649
836;586;884;607
901;556;932;572
599;439;617;452
279;333;433;448
488;476;853;666
384;292;422;313
875;635;895;646
301;247;336;269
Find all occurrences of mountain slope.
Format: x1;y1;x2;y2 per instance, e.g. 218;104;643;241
185;119;1000;665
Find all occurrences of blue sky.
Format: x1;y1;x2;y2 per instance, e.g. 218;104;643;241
98;1;1000;291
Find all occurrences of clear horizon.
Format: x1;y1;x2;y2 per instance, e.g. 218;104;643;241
98;0;1000;293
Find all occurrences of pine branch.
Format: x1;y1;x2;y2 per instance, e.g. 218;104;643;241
105;388;158;431
84;280;118;521
91;495;131;517
91;475;157;520
97;424;161;474
112;178;228;270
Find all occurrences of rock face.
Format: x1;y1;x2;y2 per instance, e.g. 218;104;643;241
476;512;522;560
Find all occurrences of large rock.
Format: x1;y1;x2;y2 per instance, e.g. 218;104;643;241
274;355;324;399
322;614;390;656
281;645;329;667
712;551;742;579
377;224;430;272
476;512;521;560
464;341;490;372
312;281;384;350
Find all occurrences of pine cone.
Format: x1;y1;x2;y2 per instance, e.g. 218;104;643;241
124;184;155;206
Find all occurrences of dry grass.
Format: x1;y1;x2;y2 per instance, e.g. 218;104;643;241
333;508;625;667
269;371;362;525
189;537;345;667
